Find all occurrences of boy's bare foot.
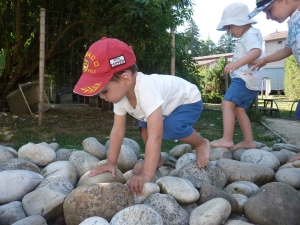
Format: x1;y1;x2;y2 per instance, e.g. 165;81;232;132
195;138;210;168
210;138;234;149
287;152;300;163
234;141;256;150
134;156;163;173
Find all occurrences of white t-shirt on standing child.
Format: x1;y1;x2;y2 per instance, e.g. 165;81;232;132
231;27;263;90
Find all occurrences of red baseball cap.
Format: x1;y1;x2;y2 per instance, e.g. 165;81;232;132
73;37;136;96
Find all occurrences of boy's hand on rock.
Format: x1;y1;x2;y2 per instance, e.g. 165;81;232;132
89;161;116;177
126;172;152;196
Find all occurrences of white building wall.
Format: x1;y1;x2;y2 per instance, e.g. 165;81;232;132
261;66;285;91
264;38;286;67
263;38;286;90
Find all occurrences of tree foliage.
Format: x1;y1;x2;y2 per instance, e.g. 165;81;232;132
200;57;226;103
215;34;238;54
198;39;217;56
183;19;201;57
0;0;194;106
284;55;300;100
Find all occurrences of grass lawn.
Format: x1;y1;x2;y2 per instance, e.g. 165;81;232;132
0;103;280;152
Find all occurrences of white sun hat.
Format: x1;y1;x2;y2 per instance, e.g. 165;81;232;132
217;2;257;31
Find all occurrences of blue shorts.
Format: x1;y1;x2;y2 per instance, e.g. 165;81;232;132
138;100;203;140
224;78;258;109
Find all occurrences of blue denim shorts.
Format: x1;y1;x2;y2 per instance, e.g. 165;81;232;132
138;100;203;140
224;78;258;109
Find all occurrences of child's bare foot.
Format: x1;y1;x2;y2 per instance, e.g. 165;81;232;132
210;138;234;149
195;138;210;168
134;156;163;173
234;141;256;150
287;152;300;163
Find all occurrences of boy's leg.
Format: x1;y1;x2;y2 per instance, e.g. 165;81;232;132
162;100;210;168
178;130;210;168
233;106;256;150
210;100;236;148
134;126;163;173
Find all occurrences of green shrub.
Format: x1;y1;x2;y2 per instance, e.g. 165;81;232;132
284;55;300;100
202;91;223;103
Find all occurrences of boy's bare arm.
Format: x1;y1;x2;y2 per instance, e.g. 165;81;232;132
224;48;261;74
107;114;127;164
126;106;163;195
248;47;292;70
141;106;163;178
89;114;126;177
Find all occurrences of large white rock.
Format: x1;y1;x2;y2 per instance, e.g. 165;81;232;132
110;145;137;173
41;161;78;186
83;137;107;160
79;217;109;225
275;168;300;188
133;183;160;204
0;158;40;173
223;181;259;197
105;137;141;157
169;144;192;159
190;198;231;225
156;176;200;204
240;149;280;171
18;143;56;166
69;151;100;177
110;204;163;225
22;185;69;220
0;170;43;204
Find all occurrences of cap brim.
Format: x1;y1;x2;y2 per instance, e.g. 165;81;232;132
248;0;274;19
73;72;112;96
248;7;265;19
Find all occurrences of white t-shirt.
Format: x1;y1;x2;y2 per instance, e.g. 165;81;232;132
113;72;202;122
231;27;263;90
286;9;300;65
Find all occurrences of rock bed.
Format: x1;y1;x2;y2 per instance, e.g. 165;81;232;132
0;137;300;225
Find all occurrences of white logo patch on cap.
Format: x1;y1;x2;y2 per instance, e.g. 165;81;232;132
110;55;126;68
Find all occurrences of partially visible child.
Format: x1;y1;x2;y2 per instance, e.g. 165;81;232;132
248;0;300;162
248;0;300;70
73;37;210;195
210;2;263;150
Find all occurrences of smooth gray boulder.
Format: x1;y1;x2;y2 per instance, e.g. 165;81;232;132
0;170;43;204
217;159;275;186
244;182;300;225
0;201;26;225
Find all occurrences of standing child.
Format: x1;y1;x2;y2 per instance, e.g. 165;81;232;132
248;0;300;162
210;2;263;150
73;37;210;195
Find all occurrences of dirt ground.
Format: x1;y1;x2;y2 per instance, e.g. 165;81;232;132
264;118;300;148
